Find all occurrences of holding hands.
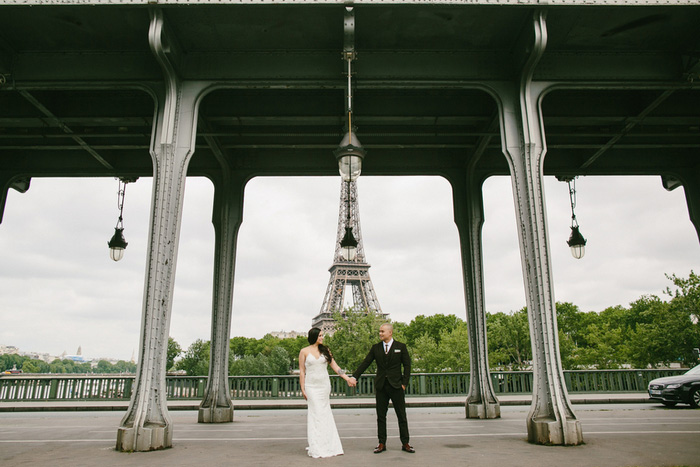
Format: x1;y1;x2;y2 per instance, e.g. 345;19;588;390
340;373;357;387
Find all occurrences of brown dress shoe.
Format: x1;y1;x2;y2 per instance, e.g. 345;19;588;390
374;443;386;453
402;443;415;453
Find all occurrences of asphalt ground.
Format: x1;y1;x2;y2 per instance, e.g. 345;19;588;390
1;401;699;467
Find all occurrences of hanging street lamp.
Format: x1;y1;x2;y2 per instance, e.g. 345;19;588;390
108;177;136;262
336;5;362;260
561;176;587;259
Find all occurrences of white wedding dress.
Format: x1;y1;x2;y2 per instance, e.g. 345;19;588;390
304;354;344;458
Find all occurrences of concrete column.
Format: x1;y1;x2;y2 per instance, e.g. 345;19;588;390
448;170;500;420
116;10;203;451
496;10;583;446
198;172;247;423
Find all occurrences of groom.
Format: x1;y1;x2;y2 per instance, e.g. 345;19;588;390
349;323;414;454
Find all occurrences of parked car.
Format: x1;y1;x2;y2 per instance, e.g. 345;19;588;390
648;364;700;408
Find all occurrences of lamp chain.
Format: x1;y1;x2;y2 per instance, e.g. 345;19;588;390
115;178;127;230
567;177;578;228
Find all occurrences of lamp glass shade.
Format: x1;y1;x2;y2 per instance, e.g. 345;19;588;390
110;247;125;262
108;227;128;262
334;131;366;182
570;244;585;260
341;244;357;261
340;226;358;261
338;154;362;182
567;226;586;260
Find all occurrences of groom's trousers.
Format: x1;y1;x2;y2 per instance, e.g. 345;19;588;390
376;384;409;445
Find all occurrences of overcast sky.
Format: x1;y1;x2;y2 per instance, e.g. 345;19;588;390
0;173;698;361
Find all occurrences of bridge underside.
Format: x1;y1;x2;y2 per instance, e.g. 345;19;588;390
1;0;699;451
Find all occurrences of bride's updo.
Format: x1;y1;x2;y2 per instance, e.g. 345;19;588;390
308;327;332;363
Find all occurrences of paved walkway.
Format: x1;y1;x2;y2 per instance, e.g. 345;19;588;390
0;392;650;412
1;402;698;467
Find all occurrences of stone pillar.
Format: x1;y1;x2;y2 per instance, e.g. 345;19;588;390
116;10;203;451
448;170;500;420
198;171;247;423
496;10;583;446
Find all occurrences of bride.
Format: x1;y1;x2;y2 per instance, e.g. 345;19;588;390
298;327;353;458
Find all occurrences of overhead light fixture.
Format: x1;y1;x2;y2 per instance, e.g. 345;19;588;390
108;177;137;262
561;176;587;259
335;5;365;183
336;4;360;262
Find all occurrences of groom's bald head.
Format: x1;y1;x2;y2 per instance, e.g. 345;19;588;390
379;323;393;342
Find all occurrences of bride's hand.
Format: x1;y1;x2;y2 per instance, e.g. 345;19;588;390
302;391;307;400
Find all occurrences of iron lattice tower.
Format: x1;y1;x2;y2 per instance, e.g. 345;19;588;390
312;180;386;334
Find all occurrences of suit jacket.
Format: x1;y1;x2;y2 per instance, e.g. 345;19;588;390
352;340;411;390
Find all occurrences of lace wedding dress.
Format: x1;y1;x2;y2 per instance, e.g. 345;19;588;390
304;354;344;458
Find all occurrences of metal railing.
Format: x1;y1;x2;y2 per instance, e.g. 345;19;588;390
0;369;685;402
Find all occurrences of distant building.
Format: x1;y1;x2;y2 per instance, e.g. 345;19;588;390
0;345;19;355
269;330;304;339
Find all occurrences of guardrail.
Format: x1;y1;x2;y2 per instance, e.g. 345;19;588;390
0;369;686;402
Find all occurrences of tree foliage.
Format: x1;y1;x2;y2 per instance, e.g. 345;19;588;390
11;272;696;377
0;354;136;374
323;308;387;373
167;337;182;372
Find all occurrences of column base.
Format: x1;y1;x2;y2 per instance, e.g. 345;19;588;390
465;399;501;419
527;417;583;445
116;424;172;452
198;405;234;423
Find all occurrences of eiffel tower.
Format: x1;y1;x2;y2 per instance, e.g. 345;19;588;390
311;179;386;334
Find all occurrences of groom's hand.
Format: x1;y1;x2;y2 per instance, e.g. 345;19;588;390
402;385;406;391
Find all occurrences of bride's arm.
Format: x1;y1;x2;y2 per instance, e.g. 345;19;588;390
329;357;350;382
298;349;307;400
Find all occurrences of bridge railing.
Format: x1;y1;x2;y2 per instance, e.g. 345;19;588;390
0;369;685;402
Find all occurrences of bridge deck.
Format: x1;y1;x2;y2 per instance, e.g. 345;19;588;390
1;403;698;466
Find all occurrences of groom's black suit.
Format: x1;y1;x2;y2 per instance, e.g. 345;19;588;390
352;340;411;445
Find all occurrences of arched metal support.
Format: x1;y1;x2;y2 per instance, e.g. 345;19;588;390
496;10;583;446
116;10;203;452
676;170;700;244
198;171;247;423
0;174;30;225
448;169;500;420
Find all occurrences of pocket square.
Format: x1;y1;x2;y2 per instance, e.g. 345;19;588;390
394;349;401;353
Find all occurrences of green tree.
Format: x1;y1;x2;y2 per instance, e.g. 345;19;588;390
176;339;211;376
440;323;470;372
624;274;700;368
230;336;256;358
487;308;531;370
167;337;182;372
403;314;463;348
114;360;137;373
323;308;387;373
1;354;27;372
578;305;629;368
410;319;470;372
21;359;42;373
95;360;113;373
665;271;700;366
276;336;308;370
229;346;291;376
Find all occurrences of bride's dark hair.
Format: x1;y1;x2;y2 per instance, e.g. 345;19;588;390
308;327;332;363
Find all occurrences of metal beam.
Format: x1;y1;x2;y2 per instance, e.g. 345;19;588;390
17;90;115;171
579;89;675;170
